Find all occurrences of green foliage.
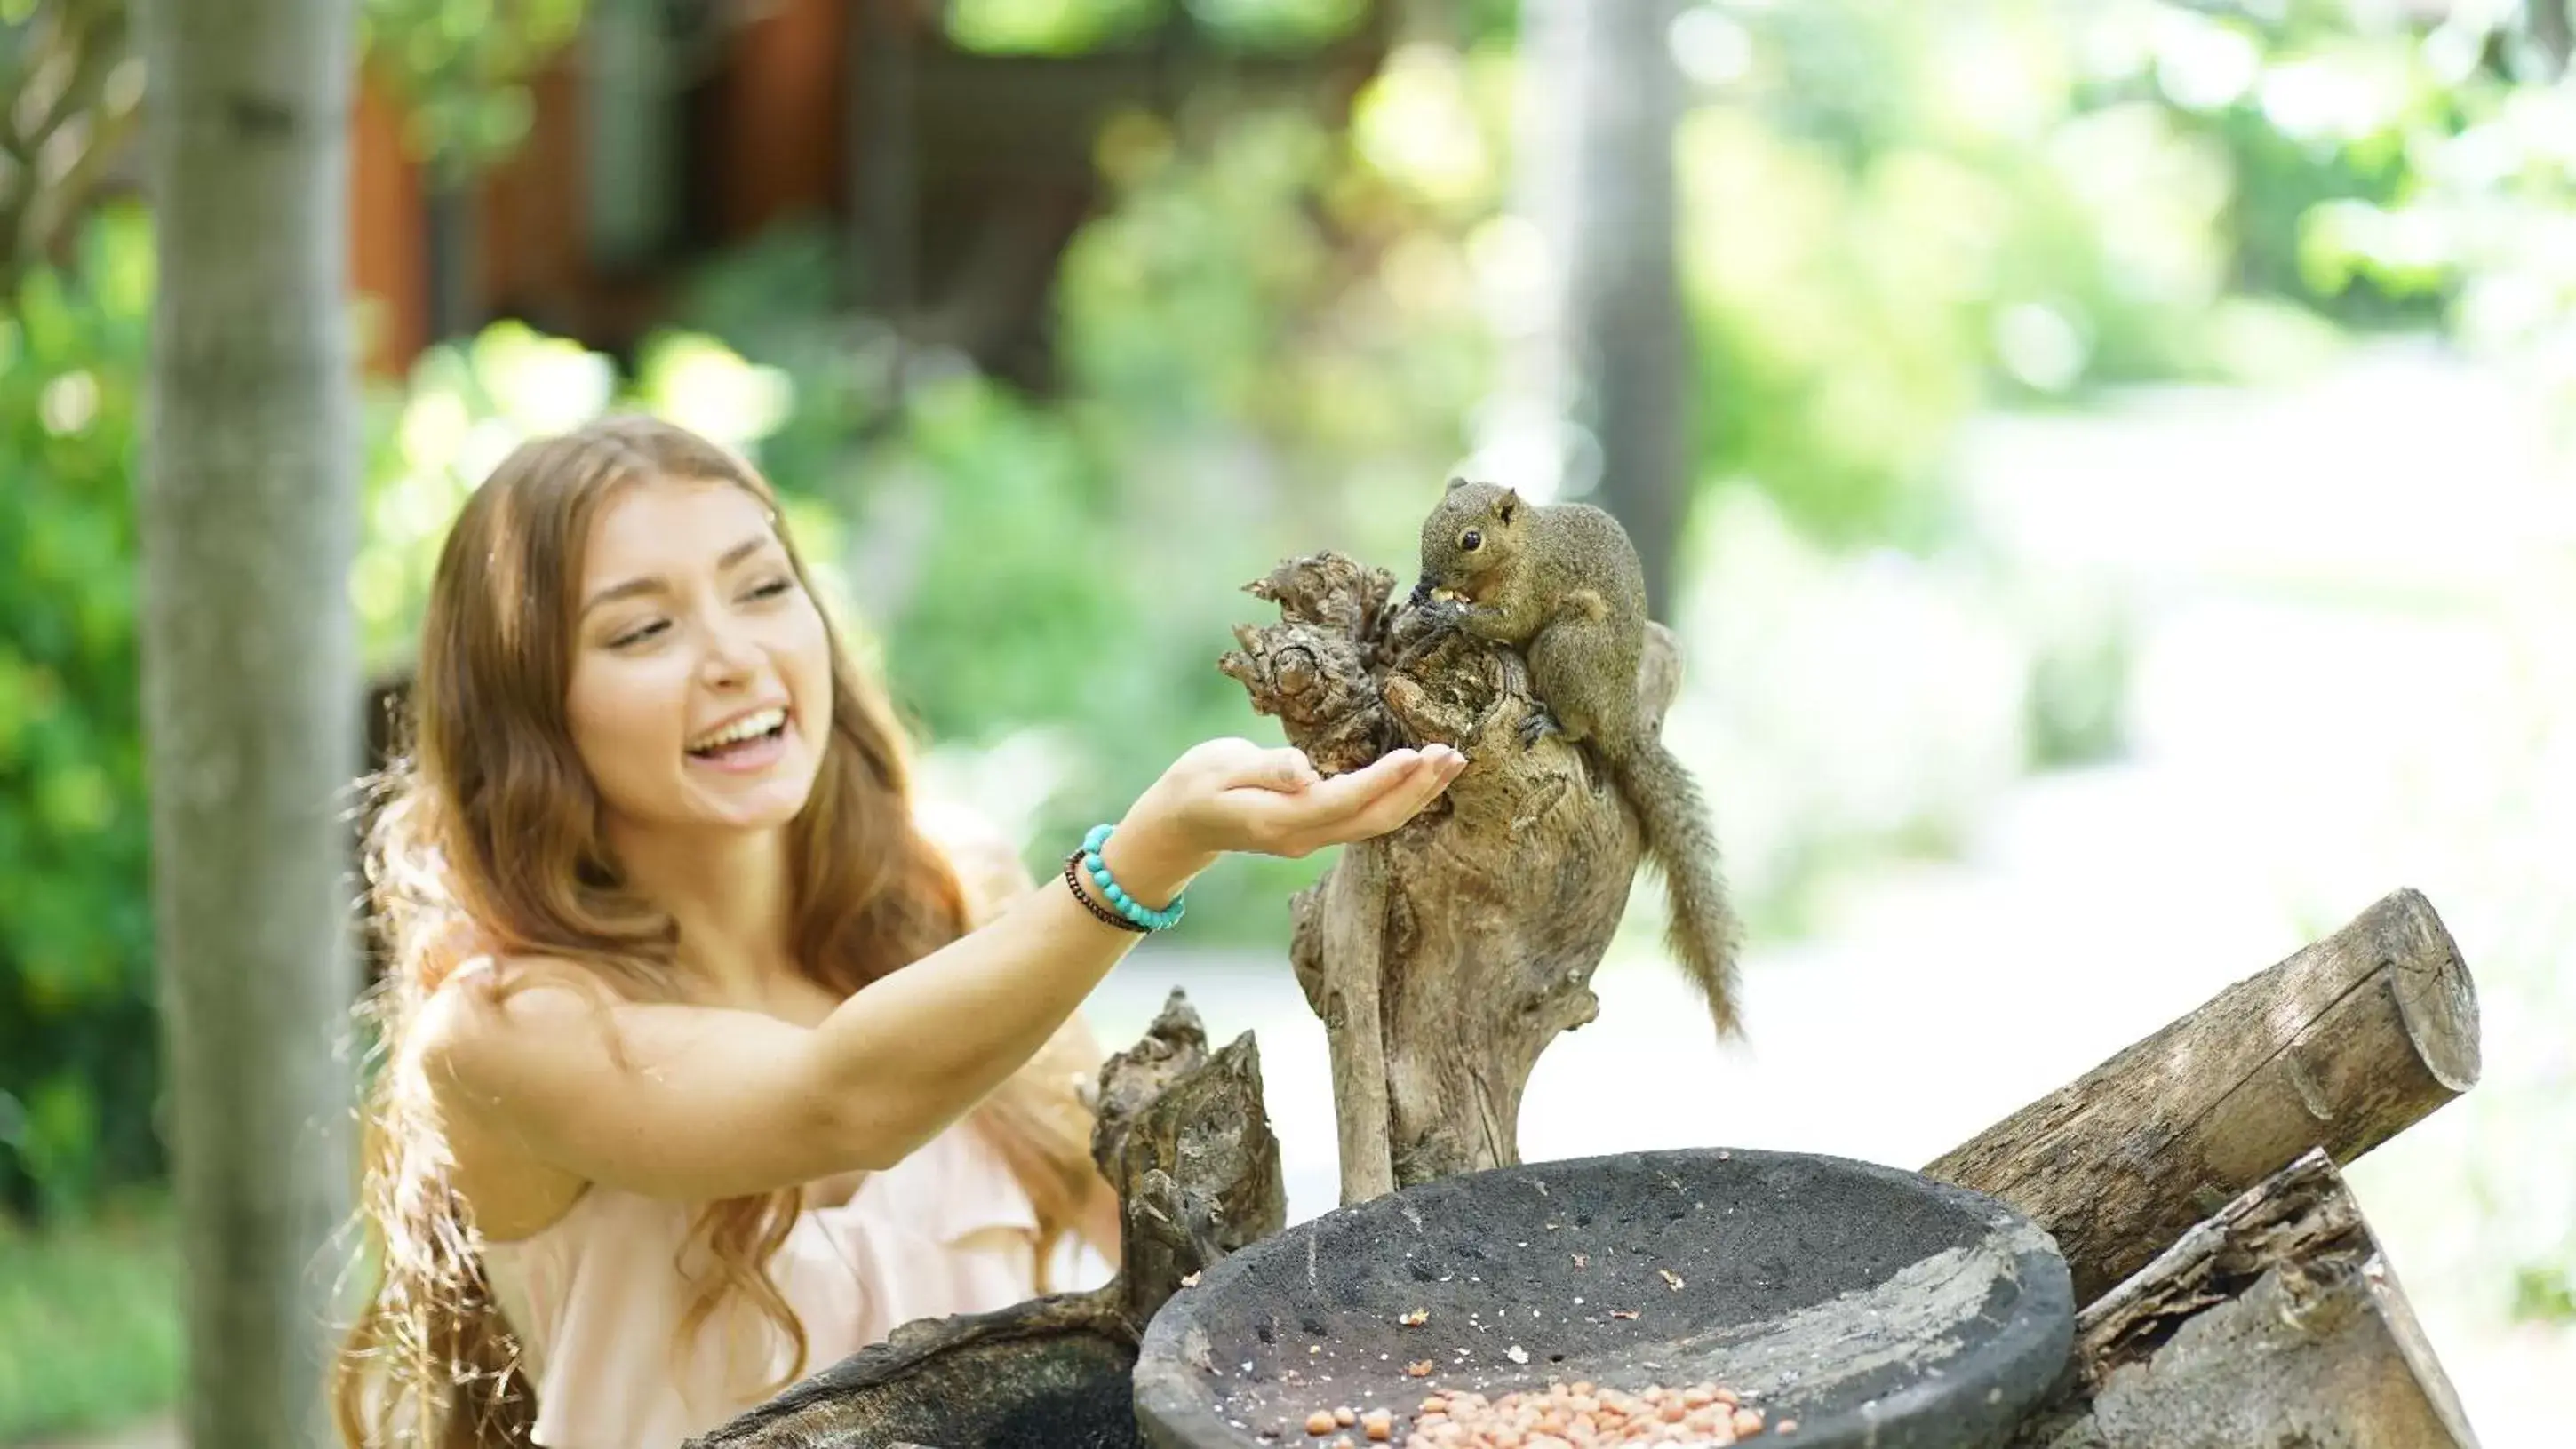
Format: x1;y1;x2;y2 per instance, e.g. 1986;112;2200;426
360;0;589;174
2270;10;2576;405
0;205;157;1223
944;0;1373;55
2515;1261;2576;1325
0;0;138;298
947;0;1166;53
2019;592;2138;770
859;378;1136;739
2125;2;2445;327
1183;0;1371;50
0;1191;179;1443
1664;0;2308;541
662;220;895;508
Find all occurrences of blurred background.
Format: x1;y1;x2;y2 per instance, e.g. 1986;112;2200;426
4;0;2572;1442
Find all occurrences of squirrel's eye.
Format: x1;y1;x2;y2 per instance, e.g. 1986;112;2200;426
1461;529;1482;552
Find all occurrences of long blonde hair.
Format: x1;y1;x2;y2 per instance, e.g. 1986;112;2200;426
331;414;1106;1447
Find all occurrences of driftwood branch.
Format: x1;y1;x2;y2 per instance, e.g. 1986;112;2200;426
2008;1148;2479;1449
1089;991;1290;1326
688;991;1286;1448
1220;552;1686;1205
1924;887;2480;1303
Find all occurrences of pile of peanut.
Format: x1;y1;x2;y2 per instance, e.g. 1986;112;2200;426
1297;1380;1796;1446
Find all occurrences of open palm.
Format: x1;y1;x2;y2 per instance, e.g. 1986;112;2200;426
1151;737;1466;861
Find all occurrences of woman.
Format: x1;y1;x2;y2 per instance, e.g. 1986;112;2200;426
331;415;1464;1448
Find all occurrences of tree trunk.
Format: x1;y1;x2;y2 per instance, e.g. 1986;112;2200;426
1923;888;2480;1304
1504;0;1691;618
1220;552;1686;1205
2009;1149;2480;1449
1568;0;1689;620
847;0;915;389
133;1;359;1445
2533;0;2572;78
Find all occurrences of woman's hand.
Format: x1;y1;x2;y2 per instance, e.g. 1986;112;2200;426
1105;738;1467;900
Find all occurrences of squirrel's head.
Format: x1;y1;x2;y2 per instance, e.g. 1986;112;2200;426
1414;477;1527;603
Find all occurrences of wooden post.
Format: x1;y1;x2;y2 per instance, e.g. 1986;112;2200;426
1924;888;2480;1302
2010;1148;2479;1449
1220;551;1691;1204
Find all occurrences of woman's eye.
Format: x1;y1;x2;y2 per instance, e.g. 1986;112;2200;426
609;618;668;649
746;577;794;601
1461;529;1482;552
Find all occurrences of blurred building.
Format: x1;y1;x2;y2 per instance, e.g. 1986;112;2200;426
348;0;1391;387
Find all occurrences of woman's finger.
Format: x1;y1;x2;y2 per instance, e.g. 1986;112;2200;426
1259;747;1427;818
1266;749;1463;851
1334;754;1463;840
1224;753;1421;847
1213;745;1323;793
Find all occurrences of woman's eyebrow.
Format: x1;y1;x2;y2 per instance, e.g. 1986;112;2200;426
579;534;775;616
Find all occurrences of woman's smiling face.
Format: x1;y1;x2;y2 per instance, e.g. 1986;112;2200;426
563;476;834;837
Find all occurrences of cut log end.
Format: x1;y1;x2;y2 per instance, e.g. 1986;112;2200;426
1926;888;2484;1303
2377;888;2480;1094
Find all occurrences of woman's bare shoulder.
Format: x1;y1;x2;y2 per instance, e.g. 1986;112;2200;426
415;953;622;1057
409;954;619;1239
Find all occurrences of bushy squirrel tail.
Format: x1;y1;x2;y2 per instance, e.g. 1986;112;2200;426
1611;740;1744;1041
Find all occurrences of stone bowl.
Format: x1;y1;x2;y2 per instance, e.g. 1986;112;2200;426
1132;1148;2074;1449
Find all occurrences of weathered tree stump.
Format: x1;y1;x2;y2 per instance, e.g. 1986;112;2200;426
687;990;1286;1449
2006;1148;2479;1449
1922;887;2480;1303
1217;551;1688;1205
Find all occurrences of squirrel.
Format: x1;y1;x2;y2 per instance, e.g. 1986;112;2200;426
1411;477;1744;1040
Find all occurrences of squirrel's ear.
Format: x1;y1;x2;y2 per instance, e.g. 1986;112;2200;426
1496;488;1519;524
1445;475;1471;493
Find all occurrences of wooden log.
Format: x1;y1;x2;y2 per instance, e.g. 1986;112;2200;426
684;990;1286;1448
2008;1148;2479;1449
1220;551;1692;1204
1924;887;2480;1303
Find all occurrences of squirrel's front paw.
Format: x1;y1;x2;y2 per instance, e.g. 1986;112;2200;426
1518;705;1562;750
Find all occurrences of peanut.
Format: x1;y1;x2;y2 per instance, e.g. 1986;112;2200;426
1391;1378;1770;1448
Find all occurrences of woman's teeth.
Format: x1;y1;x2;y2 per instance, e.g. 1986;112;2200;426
688;708;786;754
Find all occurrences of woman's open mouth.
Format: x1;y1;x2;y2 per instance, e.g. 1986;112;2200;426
684;706;791;773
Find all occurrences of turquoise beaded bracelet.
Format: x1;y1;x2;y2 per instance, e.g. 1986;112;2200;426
1077;823;1186;932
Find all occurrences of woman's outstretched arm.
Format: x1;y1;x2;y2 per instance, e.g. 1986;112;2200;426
417;740;1463;1208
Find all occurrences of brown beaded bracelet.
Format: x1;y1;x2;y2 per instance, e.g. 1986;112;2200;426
1063;849;1151;933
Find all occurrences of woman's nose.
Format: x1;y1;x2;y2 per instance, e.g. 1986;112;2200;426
697;619;764;686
